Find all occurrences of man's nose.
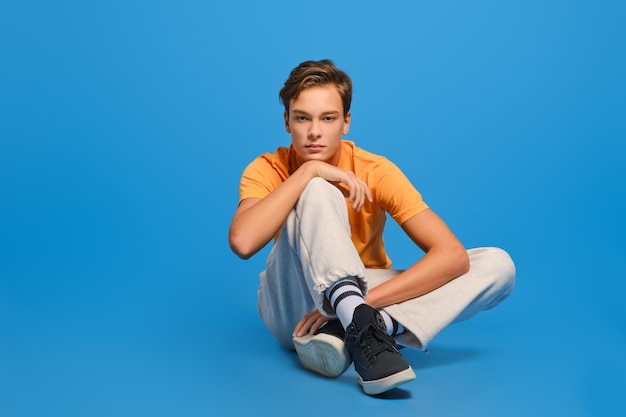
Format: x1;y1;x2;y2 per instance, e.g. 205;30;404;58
308;121;322;138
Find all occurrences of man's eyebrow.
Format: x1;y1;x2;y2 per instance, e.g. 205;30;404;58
291;109;341;116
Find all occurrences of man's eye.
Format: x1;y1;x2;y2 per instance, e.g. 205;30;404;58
324;117;336;121
296;116;308;121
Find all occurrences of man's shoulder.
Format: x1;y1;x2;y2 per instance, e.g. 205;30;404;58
344;140;390;167
243;146;291;181
260;145;290;159
247;146;290;167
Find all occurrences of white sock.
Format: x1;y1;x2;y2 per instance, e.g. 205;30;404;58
378;309;405;336
326;277;405;335
326;277;365;329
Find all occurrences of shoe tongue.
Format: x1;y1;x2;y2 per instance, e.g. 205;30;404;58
353;304;379;329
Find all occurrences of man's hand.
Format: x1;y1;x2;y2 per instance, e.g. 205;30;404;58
311;161;373;211
293;309;332;337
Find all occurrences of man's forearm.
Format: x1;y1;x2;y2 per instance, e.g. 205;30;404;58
364;245;469;308
229;162;318;259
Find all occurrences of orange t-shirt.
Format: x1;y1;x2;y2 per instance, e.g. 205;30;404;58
238;140;429;268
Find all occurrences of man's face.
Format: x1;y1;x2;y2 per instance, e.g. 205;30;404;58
284;85;351;166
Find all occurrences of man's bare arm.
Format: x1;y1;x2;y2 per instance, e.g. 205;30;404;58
365;209;470;308
229;160;372;260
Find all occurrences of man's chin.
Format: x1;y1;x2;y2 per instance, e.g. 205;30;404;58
297;152;325;161
295;149;339;165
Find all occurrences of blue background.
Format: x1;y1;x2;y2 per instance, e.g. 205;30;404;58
1;1;624;416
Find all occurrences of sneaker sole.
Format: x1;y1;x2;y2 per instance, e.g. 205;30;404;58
293;333;351;378
359;366;416;395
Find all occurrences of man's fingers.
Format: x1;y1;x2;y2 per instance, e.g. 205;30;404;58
351;180;370;211
309;318;323;334
353;186;364;210
293;309;326;337
362;179;373;202
323;167;372;212
293;312;313;336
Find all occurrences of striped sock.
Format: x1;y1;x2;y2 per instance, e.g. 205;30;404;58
326;277;366;329
378;309;405;336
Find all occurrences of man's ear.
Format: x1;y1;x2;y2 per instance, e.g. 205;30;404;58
342;111;351;136
284;111;291;133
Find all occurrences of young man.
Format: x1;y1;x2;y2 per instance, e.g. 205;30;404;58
229;59;515;395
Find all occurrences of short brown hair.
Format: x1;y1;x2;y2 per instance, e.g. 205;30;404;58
279;59;352;116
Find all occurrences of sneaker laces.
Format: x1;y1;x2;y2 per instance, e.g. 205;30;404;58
355;322;398;364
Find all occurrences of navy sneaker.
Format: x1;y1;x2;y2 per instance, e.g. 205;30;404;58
344;304;415;395
293;320;351;378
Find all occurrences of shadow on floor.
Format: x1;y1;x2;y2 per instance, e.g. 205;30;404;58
402;343;485;369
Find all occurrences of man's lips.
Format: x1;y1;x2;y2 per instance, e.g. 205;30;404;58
306;144;324;152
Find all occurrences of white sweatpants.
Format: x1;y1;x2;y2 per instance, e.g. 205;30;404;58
257;178;516;350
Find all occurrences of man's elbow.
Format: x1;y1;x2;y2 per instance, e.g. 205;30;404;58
454;245;470;276
232;246;254;260
228;229;256;260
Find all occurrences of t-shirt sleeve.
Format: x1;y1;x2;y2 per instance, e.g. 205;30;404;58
372;158;429;225
238;154;286;203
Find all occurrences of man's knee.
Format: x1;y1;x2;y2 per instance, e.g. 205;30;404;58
300;177;343;202
478;247;516;304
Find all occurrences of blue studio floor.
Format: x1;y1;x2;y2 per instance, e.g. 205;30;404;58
2;241;624;416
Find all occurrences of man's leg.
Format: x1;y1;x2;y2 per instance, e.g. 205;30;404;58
257;178;415;394
369;247;516;350
257;178;367;349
